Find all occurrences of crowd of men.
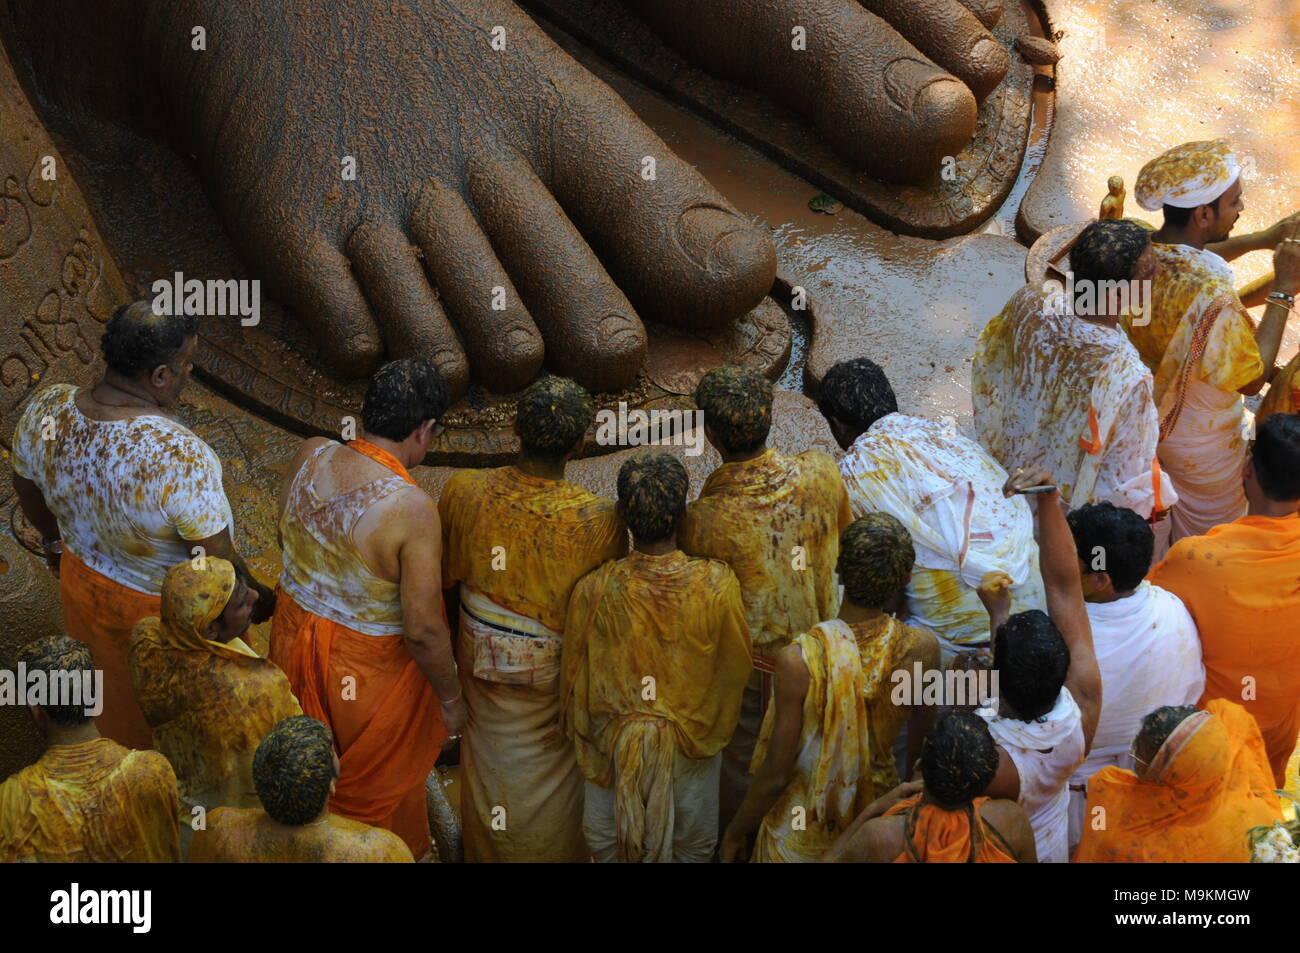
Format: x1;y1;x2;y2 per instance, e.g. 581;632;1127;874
2;139;1299;863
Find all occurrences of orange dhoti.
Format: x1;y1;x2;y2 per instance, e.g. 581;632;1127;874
270;592;445;858
59;549;159;750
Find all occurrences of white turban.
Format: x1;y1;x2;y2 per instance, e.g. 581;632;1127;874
1134;139;1240;212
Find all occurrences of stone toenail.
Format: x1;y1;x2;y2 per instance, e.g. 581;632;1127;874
677;205;746;270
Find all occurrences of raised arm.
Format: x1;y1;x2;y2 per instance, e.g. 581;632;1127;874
1003;465;1101;751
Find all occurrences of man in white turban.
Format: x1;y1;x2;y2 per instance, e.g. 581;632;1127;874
1126;139;1300;541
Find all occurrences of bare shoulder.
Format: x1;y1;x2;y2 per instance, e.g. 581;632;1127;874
286;435;333;476
900;624;941;668
774;640;809;683
979;798;1036;861
839;814;904;863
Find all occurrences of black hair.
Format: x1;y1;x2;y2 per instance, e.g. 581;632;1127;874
838;513;915;608
1071;219;1151;287
1066;502;1154;593
252;716;338;826
1135;704;1199;765
1161;196;1221;229
100;300;199;379
617;450;688;543
922;709;1001;807
1252;413;1300;502
694;364;773;453
17;635;94;727
993;610;1069;720
515;376;593;461
360;357;449;441
815;358;898;433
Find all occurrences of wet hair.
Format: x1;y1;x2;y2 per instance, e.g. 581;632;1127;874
922;709;1001;807
1135;704;1199;765
694;364;773;453
1066;502;1153;593
360;356;449;441
516;376;593;461
993;610;1069;720
100;300;199;380
17;635;94;727
617;450;688;543
838;513;915;608
252;716;338;826
1162;196;1221;229
1252;414;1300;502
1070;219;1151;288
815;358;898;433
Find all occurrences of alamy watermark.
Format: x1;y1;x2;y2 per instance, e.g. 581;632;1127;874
593;401;706;456
890;662;999;709
0;664;103;717
151;270;260;326
1044;270;1152;327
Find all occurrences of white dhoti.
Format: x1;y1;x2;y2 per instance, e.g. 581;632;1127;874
1159;379;1251;542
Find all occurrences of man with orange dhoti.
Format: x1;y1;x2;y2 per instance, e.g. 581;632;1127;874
440;376;626;862
561;452;751;862
271;358;463;860
9;301;272;749
679;364;852;832
721;514;940;863
824;710;1037;863
0;636;180;862
1149;414;1300;788
190;716;413;863
131;558;302;855
1126;140;1300;541
973;220;1175;532
1075;701;1281;863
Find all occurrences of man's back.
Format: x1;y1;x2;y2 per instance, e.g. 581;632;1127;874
973;284;1167;516
10;383;232;595
679;448;850;651
1149;513;1300;784
189;806;414;863
0;738;179;862
840;412;1043;646
439;466;625;632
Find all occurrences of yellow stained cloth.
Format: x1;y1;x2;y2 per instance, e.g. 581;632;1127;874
679;448;851;654
129;559;303;813
440;467;626;631
1134;139;1240;212
973;285;1171;517
561;551;751;860
750;621;871;863
439;466;626;862
0;738;180;862
1124;244;1261;540
750;616;930;862
189;806;414;863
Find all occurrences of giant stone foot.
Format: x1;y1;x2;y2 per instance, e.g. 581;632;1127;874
622;0;1009;183
0;0;776;396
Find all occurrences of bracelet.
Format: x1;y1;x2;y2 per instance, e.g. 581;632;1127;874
1267;290;1296;306
42;537;62;554
440;690;463;705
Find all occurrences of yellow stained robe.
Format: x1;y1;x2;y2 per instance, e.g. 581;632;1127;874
0;738;180;862
130;559;303;819
679;448;851;658
560;551;751;861
439;466;626;862
1122;243;1263;540
751;616;930;862
189;806;414;862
